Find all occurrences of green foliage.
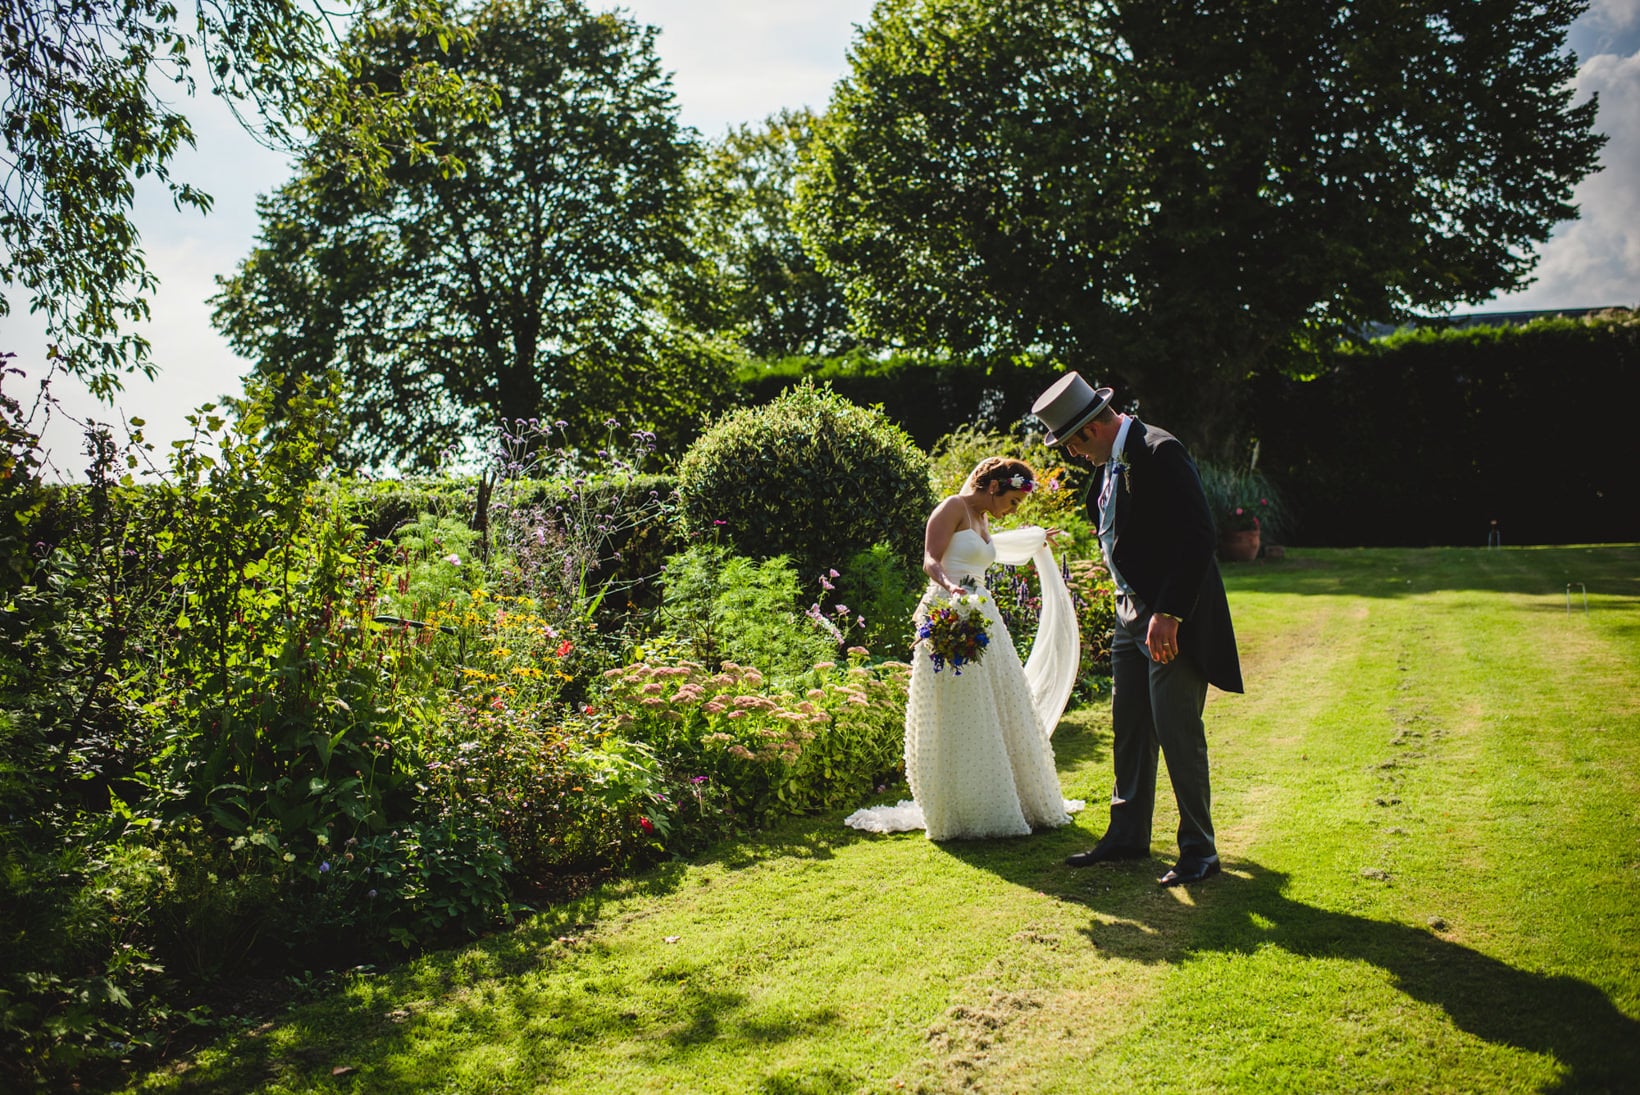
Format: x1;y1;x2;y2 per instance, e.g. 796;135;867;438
0;375;515;1087
599;656;910;829
378;513;487;620
146;377;426;857
212;0;728;470
795;0;1604;452
1250;310;1639;545
1;0;486;398
654;544;835;682
1198;462;1293;541
675;379;935;578
829;543;925;661
685;108;856;358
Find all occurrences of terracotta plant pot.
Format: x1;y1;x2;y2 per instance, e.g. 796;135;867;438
1218;528;1261;562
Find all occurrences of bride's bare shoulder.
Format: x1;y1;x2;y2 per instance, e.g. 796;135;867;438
929;494;970;526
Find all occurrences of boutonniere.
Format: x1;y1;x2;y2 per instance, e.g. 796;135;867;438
1109;451;1133;495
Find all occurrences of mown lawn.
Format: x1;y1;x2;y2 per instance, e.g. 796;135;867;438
123;546;1640;1094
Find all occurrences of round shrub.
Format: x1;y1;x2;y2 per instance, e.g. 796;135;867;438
676;380;935;579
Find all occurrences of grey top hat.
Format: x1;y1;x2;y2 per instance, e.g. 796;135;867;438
1032;372;1113;447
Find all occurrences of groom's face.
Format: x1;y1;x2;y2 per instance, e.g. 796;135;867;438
1064;421;1112;464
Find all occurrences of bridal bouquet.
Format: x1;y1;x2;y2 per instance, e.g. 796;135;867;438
916;593;990;674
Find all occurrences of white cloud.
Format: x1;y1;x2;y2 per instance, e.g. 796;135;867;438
1487;48;1640;311
1570;1;1640;64
1590;0;1640;30
617;0;873;134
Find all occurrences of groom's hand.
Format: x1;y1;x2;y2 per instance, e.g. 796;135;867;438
1147;613;1181;664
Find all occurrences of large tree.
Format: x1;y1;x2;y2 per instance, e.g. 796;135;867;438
213;0;726;468
686;109;855;359
1;0;483;399
794;0;1605;449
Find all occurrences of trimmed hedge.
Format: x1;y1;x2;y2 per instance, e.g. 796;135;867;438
347;473;683;615
731;313;1639;547
676;380;935;578
1248;313;1639;546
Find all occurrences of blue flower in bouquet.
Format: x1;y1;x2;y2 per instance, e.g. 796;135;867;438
916;593;991;674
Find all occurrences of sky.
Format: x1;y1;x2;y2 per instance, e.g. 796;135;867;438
7;0;1637;476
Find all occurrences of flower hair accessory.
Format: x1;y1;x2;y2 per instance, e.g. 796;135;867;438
1008;474;1036;492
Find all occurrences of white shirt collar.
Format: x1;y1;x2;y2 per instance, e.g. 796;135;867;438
1109;414;1133;467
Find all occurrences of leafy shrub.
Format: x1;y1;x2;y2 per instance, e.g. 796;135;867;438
1198;461;1292;542
419;700;668;879
675;379;935;578
598;655;910;832
652;544;836;681
827;543;925;660
560;737;674;868
378;513;487;621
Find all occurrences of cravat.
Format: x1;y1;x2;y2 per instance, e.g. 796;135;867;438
1098;462;1116;532
1099;461;1134;596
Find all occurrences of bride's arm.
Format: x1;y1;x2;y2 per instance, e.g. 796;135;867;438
923;498;968;596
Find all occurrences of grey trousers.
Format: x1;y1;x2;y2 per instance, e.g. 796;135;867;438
1104;593;1216;860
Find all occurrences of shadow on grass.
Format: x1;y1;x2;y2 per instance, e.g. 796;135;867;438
940;840;1640;1093
1224;545;1640;601
137;817;866;1094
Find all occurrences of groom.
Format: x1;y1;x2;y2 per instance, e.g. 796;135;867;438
1032;373;1243;887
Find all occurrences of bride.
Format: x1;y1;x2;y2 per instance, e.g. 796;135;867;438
847;457;1083;840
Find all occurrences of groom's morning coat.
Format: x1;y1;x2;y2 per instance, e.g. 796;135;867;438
1090;419;1243;694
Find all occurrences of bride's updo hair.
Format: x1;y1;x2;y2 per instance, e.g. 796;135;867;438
964;456;1037;494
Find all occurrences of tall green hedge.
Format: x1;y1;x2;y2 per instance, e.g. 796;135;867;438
345;473;683;614
730;313;1638;547
1247;313;1638;546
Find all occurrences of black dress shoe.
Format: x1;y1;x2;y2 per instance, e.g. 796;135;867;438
1157;857;1221;886
1065;842;1149;867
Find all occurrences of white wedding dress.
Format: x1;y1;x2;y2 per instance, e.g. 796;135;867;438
845;527;1085;840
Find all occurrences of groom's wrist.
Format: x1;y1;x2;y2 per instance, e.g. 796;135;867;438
1155;611;1183;622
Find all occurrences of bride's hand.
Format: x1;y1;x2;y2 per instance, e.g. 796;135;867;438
1045;527;1068;544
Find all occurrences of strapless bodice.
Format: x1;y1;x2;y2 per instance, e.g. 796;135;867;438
940;527;996;583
